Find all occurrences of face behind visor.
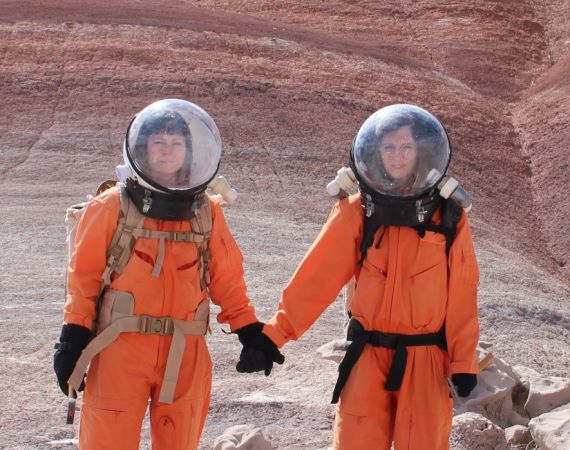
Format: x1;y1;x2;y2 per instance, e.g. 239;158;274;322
351;104;451;199
121;98;222;197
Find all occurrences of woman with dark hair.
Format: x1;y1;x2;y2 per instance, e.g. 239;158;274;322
133;110;193;187
237;104;479;450
361;110;446;195
53;99;284;449
376;118;418;195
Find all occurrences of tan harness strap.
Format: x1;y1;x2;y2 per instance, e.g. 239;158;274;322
77;187;215;402
152;237;165;277
69;315;141;391
69;300;209;404
191;195;213;291
101;187;145;285
102;186;212;285
158;299;210;402
132;229;207;243
115;190;145;274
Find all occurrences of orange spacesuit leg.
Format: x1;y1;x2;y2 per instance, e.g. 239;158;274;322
333;407;394;450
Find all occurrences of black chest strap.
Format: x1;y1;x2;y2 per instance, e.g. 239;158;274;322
331;319;447;404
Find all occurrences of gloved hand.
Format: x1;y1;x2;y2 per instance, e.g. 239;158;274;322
451;373;477;397
53;324;91;396
235;322;285;376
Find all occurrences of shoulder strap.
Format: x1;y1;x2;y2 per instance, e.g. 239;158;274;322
105;187;213;280
190;193;213;292
359;198;463;262
413;198;462;255
101;185;145;286
358;217;383;265
98;188;213;313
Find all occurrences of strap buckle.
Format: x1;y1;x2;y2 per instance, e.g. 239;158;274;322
138;315;174;336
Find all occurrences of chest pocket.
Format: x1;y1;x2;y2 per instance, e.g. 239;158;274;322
409;260;448;328
171;240;200;272
407;231;449;328
352;254;387;320
111;240;154;283
167;241;202;304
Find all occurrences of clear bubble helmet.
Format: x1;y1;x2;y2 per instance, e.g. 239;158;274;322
350;104;451;199
121;99;222;196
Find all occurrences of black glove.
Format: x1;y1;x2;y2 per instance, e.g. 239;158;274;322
54;324;91;396
235;322;285;376
452;373;477;397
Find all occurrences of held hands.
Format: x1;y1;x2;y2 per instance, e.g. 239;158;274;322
53;324;91;395
235;322;285;376
451;373;477;397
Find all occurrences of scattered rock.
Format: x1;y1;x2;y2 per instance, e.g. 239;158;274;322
47;438;78;447
504;424;532;447
213;424;272;450
234;391;289;406
451;412;508;450
316;338;349;364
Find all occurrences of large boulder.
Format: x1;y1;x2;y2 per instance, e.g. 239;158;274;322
515;365;570;418
529;403;570;450
454;349;527;428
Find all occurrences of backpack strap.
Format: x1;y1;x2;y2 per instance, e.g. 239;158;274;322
357;198;463;268
101;185;145;287
94;186;212;334
69;296;210;404
412;198;462;255
190;193;213;292
102;187;212;282
358;217;383;265
332;318;447;403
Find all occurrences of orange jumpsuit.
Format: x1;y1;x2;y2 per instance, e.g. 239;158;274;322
264;194;479;450
64;187;257;450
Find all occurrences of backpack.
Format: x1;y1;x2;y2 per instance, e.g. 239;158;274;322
65;179;213;335
64;180;215;405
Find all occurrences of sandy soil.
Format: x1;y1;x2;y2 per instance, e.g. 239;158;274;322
0;1;569;449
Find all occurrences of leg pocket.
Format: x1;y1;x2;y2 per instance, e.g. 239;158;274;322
151;397;211;450
394;410;452;450
79;404;145;450
333;408;392;450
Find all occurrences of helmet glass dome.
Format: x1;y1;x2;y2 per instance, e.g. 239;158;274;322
352;104;450;198
125;99;221;194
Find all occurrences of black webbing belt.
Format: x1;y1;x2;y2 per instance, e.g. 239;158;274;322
331;318;447;404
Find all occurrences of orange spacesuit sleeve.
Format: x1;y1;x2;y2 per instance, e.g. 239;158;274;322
208;199;258;331
264;196;362;347
64;189;121;329
446;211;480;374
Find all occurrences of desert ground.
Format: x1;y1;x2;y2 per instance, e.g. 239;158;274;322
0;1;569;449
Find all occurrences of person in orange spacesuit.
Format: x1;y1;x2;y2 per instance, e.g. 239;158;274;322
53;99;283;450
237;104;480;450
